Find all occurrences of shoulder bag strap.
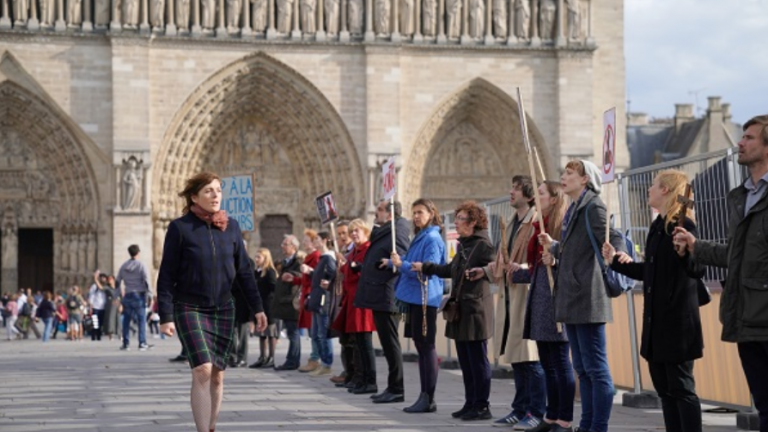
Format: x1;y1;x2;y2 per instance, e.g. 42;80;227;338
584;202;607;273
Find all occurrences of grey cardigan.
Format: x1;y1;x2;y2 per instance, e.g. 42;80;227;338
551;189;626;324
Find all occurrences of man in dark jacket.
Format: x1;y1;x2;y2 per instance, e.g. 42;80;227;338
675;115;768;431
354;200;411;403
270;235;303;371
230;254;256;368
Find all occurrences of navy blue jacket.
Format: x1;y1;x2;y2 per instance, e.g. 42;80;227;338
306;252;337;313
354;217;411;312
157;212;263;324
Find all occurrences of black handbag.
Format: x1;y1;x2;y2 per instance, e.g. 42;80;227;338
696;280;711;307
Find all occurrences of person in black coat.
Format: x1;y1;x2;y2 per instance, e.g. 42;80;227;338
249;248;279;368
270;235;304;370
157;171;267;432
353;200;411;403
603;170;705;432
229;254;257;368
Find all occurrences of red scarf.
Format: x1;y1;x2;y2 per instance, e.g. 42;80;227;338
190;204;228;231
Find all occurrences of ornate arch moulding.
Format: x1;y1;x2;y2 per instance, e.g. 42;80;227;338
403;77;553;206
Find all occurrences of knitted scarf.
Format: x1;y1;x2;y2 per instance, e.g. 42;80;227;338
190;204;228;231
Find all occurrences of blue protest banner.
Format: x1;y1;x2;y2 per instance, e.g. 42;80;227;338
221;174;256;232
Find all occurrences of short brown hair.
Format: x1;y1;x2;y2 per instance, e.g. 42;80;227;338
455;201;488;232
744;115;768;146
179;171;222;214
564;160;586;176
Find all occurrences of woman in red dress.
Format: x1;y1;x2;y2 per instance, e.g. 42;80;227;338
296;229;321;372
334;218;377;393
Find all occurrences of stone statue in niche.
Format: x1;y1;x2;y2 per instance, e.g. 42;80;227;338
374;0;389;35
124;0;140;27
492;0;506;38
201;0;217;29
468;0;484;38
300;0;316;32
400;0;414;36
252;0;268;32
348;0;362;34
514;0;529;39
122;158;143;210
151;0;166;28
12;0;28;24
277;0;294;32
325;0;339;34
94;0;111;26
422;0;437;36
177;0;190;30
1;213;17;270
446;0;461;38
565;0;579;39
539;0;555;39
227;0;242;31
40;0;56;26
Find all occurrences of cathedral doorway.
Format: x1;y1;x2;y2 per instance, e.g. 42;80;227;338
18;229;54;293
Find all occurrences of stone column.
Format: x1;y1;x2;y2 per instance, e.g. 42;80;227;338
316;0;325;40
290;0;301;38
241;0;252;36
586;0;593;45
166;0;177;34
530;0;540;46
215;0;226;35
266;0;276;37
54;0;66;30
77;233;87;275
390;0;399;41
110;0;123;31
192;0;202;35
28;0;40;30
83;0;94;30
363;0;373;40
86;232;96;276
412;0;421;42
0;0;10;29
554;0;564;46
140;0;151;32
459;0;469;44
505;0;515;45
435;0;444;43
483;0;492;43
339;0;348;41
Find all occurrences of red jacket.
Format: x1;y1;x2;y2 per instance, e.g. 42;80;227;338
333;242;376;333
297;250;320;329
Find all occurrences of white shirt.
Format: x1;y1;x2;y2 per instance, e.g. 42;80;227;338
88;284;107;310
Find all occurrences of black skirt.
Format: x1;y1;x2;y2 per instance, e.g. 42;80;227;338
174;299;235;370
405;303;437;345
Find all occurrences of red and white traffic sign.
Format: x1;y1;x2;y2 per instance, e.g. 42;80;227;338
382;157;396;201
602;107;616;183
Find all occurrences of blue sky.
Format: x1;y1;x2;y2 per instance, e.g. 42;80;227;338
625;0;767;124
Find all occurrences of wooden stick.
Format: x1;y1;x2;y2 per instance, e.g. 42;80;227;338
533;146;547;182
329;221;340;254
390;196;396;273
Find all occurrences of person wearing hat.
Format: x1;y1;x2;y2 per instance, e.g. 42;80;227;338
538;160;626;432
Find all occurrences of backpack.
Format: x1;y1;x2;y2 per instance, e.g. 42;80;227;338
584;202;637;298
19;302;32;317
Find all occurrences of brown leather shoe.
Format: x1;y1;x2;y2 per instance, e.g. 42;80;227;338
330;375;346;384
298;359;319;373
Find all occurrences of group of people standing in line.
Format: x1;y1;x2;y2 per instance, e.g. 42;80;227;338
154;115;768;432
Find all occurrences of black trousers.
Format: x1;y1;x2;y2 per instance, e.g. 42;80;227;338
229;322;250;363
355;332;377;385
647;360;701;432
456;339;491;410
738;341;768;432
373;311;403;394
339;332;359;382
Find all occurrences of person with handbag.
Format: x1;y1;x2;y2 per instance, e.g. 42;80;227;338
414;201;495;421
601;169;705;432
538;160;626;432
269;235;304;371
385;198;445;413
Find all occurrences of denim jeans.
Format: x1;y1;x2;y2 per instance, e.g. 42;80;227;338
511;361;547;419
282;319;301;368
566;323;614;432
537;341;575;422
122;292;147;347
42;317;54;342
310;311;333;367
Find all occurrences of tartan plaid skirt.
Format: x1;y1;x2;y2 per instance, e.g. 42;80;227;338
174;299;235;370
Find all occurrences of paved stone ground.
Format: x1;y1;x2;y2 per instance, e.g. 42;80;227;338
0;334;744;432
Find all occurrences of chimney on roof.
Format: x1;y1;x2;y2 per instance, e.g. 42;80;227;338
706;96;726;153
627;112;648;126
722;103;732;122
674;104;694;132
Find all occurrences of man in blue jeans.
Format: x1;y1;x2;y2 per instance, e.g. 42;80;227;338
116;244;153;351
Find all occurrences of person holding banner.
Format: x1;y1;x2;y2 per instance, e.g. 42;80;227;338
157;171;267;432
602;170;705;432
307;232;338;377
386;198;445;413
538;160;625;432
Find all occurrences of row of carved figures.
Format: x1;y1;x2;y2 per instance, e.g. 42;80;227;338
0;0;592;44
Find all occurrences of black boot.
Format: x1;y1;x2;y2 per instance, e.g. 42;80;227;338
248;357;266;369
261;356;274;368
403;392;436;413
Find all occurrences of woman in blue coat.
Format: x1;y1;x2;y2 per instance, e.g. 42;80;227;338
157;171;267;432
385;198;445;413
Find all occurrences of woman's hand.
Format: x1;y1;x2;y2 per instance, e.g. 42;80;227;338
615;251;633;264
300;264;313;275
542;251;555;266
281;272;294;282
378;258;390;269
254;312;268;333
538;233;553;249
335;251;347;266
390;252;402;268
602;242;616;263
160;322;176;337
506;262;522;273
411;262;423;272
320;279;330;290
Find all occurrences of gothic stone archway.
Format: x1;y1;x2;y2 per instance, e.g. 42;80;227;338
403;79;553;212
0;81;101;292
153;52;365;264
